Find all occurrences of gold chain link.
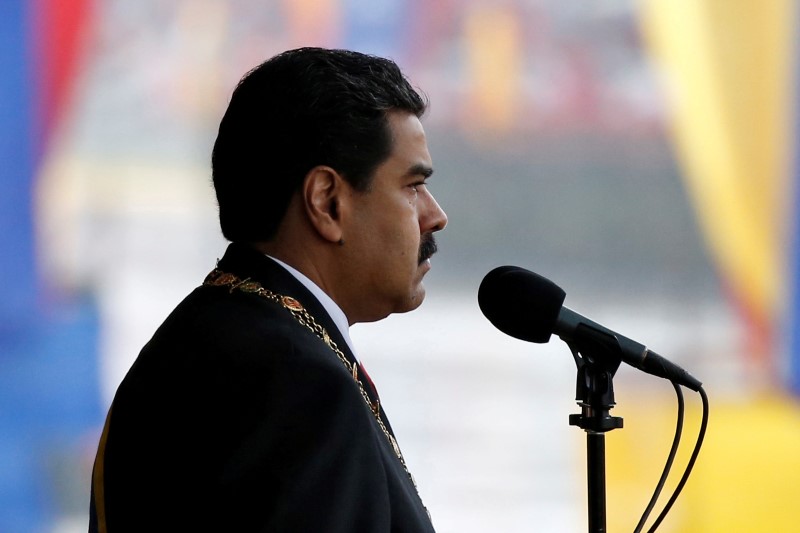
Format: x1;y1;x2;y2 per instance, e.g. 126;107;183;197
203;268;417;489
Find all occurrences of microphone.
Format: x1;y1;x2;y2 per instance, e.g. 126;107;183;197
478;266;702;391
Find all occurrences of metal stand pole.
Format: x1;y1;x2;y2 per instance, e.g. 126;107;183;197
586;432;607;532
566;335;624;533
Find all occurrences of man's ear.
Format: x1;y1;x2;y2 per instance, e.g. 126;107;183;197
303;165;346;244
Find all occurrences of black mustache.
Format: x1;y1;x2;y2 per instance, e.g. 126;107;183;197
418;233;438;264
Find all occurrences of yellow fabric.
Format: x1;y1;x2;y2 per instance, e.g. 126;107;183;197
462;5;523;133
638;0;795;340
605;392;800;532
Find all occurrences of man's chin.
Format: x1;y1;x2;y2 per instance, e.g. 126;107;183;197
404;284;426;312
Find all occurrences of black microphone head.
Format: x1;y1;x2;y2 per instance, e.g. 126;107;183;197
478;266;566;343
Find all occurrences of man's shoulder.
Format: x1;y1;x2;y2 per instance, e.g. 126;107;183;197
147;283;326;360
115;280;356;418
171;281;300;328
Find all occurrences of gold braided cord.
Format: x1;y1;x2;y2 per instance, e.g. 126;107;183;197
203;269;416;488
92;406;114;533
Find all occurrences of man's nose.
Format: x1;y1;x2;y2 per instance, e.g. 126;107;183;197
423;193;447;232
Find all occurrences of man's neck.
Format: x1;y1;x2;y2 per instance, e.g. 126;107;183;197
262;253;358;358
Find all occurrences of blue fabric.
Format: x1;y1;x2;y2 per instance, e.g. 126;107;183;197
0;2;102;530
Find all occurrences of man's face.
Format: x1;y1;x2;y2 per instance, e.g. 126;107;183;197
340;111;448;324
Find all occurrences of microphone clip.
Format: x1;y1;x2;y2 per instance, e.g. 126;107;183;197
567;326;624;433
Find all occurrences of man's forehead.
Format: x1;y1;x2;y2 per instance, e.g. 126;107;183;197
385;112;431;163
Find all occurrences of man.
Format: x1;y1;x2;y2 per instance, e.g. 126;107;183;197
89;47;447;532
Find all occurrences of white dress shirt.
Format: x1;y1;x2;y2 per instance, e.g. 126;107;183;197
266;255;358;358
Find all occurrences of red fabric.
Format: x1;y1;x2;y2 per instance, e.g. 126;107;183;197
32;0;92;148
359;362;380;401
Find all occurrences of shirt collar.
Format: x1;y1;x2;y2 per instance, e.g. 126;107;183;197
265;255;358;358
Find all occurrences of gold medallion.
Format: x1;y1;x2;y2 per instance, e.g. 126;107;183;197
281;296;303;311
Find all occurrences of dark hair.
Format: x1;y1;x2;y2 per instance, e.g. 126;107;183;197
211;47;427;242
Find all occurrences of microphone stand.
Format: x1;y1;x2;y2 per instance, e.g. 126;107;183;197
566;327;624;533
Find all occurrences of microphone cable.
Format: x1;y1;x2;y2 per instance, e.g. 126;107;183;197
635;383;709;532
633;382;683;532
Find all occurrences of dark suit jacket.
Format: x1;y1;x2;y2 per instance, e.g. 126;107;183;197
89;243;434;532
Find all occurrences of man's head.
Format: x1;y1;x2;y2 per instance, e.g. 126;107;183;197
212;48;447;323
212;47;428;242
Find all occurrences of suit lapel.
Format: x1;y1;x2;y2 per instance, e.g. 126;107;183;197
214;243;361;373
213;243;397;438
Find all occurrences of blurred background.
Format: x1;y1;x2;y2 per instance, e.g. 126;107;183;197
2;0;799;531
